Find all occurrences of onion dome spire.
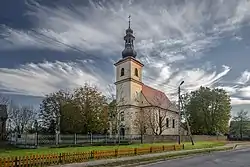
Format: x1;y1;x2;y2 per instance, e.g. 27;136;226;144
122;15;137;58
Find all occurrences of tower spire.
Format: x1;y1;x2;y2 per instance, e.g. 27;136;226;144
122;15;137;59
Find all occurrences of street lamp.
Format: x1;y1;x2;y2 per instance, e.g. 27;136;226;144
178;81;184;144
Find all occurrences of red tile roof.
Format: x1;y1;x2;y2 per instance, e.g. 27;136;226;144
141;85;176;111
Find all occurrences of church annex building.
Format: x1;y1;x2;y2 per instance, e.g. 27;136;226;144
113;19;179;136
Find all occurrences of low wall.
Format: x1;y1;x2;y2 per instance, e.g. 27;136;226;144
143;135;227;143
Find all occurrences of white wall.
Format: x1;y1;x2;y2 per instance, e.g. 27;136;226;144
139;107;179;135
115;57;143;106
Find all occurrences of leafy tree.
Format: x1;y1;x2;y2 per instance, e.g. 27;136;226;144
230;110;250;139
108;99;118;135
39;90;72;134
183;86;231;135
40;84;109;135
72;84;108;134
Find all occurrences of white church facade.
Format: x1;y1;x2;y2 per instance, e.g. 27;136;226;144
113;19;179;136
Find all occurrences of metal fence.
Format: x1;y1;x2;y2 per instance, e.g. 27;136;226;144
8;133;142;147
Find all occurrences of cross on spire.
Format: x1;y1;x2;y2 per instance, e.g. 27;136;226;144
128;15;131;28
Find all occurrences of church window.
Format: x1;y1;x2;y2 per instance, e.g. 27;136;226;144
166;118;169;128
121;68;124;76
120;111;124;121
135;68;138;77
172;119;175;128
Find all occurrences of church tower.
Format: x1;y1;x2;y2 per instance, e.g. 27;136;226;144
114;16;144;135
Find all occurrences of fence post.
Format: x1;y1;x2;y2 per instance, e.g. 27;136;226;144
59;153;62;164
134;148;137;155
74;134;77;145
174;145;176;150
90;151;94;159
150;147;152;153
15;132;17;145
183;144;185;149
14;157;18;167
91;133;93;145
25;133;27;147
55;133;58;145
162;145;165;151
35;132;38;147
115;149;118;157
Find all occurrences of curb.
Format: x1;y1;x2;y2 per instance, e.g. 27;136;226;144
86;146;234;167
119;146;234;167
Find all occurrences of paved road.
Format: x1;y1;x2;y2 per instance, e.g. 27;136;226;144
139;147;250;167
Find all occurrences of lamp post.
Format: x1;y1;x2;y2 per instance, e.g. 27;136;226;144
178;81;184;144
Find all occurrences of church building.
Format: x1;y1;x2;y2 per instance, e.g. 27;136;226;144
114;18;179;136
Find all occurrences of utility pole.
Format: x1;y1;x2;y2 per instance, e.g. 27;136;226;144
180;97;194;145
240;116;243;140
178;81;184;144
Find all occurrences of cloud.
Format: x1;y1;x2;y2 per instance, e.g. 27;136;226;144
231;97;250;105
144;65;231;99
238;86;250;98
1;0;250;61
216;86;238;95
0;61;109;97
1;0;250;106
236;70;250;84
0;59;231;101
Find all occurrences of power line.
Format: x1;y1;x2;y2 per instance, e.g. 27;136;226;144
29;29;105;61
143;75;194;91
1;17;200;95
1;16;106;62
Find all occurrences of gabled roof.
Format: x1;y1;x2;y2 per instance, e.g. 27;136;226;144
141;84;177;112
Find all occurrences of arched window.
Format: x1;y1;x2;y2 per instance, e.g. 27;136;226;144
166;118;169;128
135;68;138;77
172;119;175;128
121;111;124;121
121;68;124;76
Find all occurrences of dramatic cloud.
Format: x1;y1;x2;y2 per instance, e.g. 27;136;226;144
0;61;231;102
1;0;250;107
147;65;231;98
237;70;250;85
2;0;250;60
0;61;109;96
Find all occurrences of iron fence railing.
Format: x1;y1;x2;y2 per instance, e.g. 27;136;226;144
7;133;142;147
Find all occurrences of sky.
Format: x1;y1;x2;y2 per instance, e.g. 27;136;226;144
1;0;250;116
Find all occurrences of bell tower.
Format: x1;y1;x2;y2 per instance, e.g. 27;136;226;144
114;16;144;135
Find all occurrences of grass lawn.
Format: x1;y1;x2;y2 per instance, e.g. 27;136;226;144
0;141;226;158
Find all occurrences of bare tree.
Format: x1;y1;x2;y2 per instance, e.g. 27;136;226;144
134;108;148;143
8;104;36;134
136;94;177;136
